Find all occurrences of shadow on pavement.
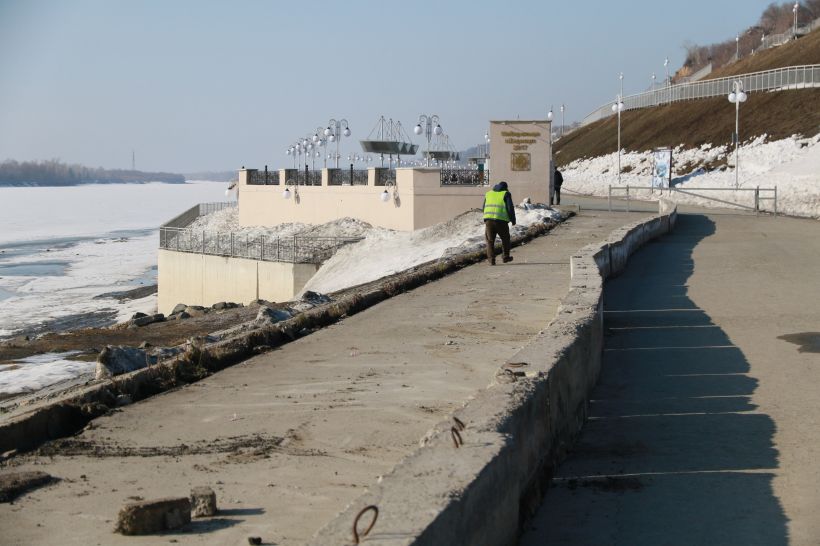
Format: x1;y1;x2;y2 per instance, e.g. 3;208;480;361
520;214;787;546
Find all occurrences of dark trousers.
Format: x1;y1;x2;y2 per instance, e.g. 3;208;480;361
551;187;561;205
484;220;511;263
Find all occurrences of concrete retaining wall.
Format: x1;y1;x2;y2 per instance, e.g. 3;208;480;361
307;201;678;545
157;249;319;315
1;219;565;456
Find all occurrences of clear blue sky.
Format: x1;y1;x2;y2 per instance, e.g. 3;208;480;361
0;0;778;172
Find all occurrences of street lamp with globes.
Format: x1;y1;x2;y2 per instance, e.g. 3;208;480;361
727;80;747;189
324;119;351;168
414;114;442;167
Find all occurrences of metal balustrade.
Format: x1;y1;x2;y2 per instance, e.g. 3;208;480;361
440;169;490;186
374;168;395;186
328;168;369;185
247;169;280;185
159;228;362;264
581;64;820;127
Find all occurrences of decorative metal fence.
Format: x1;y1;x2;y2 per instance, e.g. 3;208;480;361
247;169;280;185
161;202;236;228
328;168;368;185
375;168;395;186
581;63;820;126
159;228;363;264
440;169;490;186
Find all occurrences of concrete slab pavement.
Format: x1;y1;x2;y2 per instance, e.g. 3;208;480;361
0;209;649;546
521;211;820;545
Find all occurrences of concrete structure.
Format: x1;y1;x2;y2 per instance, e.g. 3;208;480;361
307;201;677;545
0;208;656;545
238;133;551;232
488;119;552;204
157;249;318;315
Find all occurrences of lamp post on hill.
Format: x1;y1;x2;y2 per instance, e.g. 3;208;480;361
612;90;625;185
793;2;799;39
560;104;566;137
664;57;670;103
727;80;747;189
547;106;554;142
736;34;740;60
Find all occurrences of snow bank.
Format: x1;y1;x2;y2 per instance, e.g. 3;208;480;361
562;134;820;218
301;205;561;295
0;351;93;396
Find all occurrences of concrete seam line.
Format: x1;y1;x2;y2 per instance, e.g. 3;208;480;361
0;215;571;455
307;202;678;546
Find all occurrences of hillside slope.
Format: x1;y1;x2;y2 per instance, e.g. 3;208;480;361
555;29;820;167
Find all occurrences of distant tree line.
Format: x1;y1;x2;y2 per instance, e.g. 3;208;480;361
679;0;820;77
0;159;185;186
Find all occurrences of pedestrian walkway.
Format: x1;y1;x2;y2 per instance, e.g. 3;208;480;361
521;211;820;545
0;209;648;545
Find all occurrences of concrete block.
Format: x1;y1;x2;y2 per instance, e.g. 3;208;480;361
115;497;191;535
190;486;217;517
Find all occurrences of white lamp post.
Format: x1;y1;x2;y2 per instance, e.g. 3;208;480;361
414;114;442;167
560;104;565;137
727;80;747;189
611;97;625;184
546;106;554;141
793;2;799;39
664;57;670;103
736;34;740;60
324;118;351;169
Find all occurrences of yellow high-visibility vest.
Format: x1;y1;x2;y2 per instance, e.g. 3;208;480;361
483;190;509;222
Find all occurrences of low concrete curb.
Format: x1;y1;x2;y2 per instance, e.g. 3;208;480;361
306;201;678;546
0;216;565;455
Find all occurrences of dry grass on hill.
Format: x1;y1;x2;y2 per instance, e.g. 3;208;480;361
555;29;820;167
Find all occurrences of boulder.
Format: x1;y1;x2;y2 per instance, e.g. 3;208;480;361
130;313;165;327
115;497;191;535
184;306;209;318
301;291;330;304
190;486;217;517
211;302;228;310
95;346;150;379
131;312;148;320
0;471;55;503
254;307;292;325
171;303;188;314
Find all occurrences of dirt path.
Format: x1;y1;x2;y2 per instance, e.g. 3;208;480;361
0;210;648;546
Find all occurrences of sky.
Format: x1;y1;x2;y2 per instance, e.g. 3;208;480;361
0;0;782;172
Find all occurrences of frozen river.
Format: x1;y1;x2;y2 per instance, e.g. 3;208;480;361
0;181;232;339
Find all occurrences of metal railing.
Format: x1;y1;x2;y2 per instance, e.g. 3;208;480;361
375;168;395;186
161;202;236;229
328;168;368;186
607;184;777;215
440;169;490;186
247;168;280;185
159;227;362;264
763;18;820;48
581;64;820;126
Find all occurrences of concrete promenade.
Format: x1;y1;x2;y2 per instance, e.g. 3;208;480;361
521;211;820;545
0;209;647;545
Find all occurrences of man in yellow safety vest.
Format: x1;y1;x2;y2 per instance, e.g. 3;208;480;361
482;181;516;265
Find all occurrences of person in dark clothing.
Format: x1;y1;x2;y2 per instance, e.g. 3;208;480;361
482;181;516;265
551;167;564;205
